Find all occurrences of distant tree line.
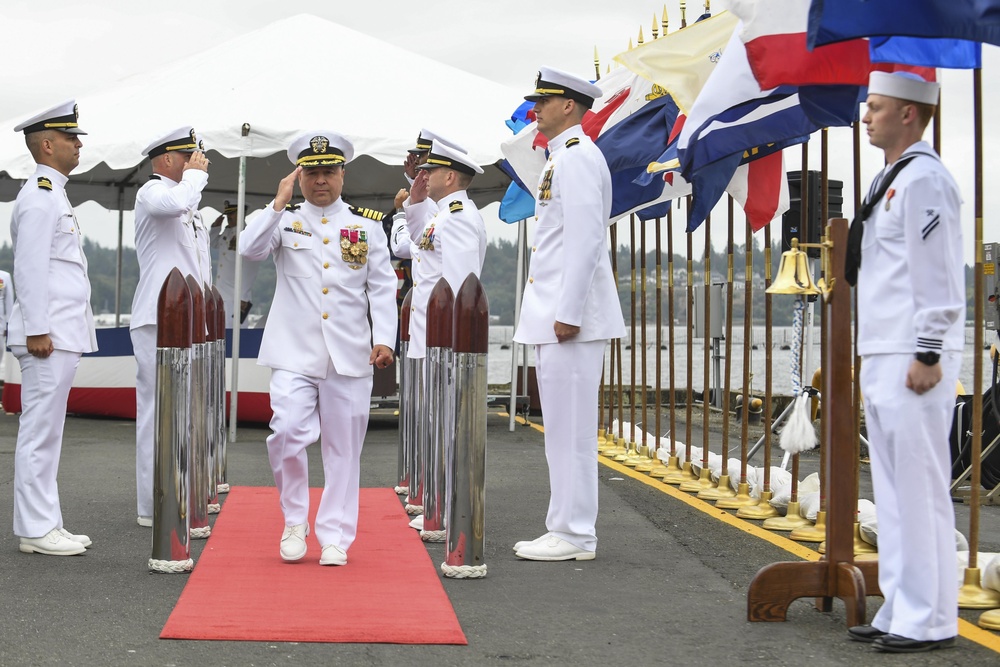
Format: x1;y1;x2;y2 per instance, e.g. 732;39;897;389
0;237;980;329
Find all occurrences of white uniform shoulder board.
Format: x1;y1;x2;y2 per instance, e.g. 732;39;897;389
37;176;53;191
349;205;385;222
565;137;580;148
449;200;464;213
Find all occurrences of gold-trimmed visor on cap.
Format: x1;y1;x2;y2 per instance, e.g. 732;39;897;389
297;151;346;167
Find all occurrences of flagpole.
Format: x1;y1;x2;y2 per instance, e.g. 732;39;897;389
958;66;1000;610
621;214;640;465
650;215;669;478
664;205;686;481
636;214;654;471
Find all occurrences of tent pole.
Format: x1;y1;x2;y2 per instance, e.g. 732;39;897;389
229;123;250;442
509;218;527;432
115;184;125;327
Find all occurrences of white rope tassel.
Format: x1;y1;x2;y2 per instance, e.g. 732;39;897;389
393;486;407;495
421;530;446;542
405;504;424;516
780;394;818;453
148;558;193;574
216;483;230;494
190;526;212;539
441;562;487;579
207;503;221;514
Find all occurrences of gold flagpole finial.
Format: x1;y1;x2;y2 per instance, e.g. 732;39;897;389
651;13;659;40
628;36;634;50
705;0;711;14
594;45;601;81
607;63;611;74
662;6;669;35
680;1;688;28
637;25;644;45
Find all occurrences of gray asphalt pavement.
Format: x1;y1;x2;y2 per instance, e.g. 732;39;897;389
0;406;998;667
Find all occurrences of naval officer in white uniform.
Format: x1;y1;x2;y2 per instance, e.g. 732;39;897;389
239;131;397;566
0;268;14;378
512;68;625;562
848;71;962;653
211;200;261;326
390;140;487;360
9;100;97;556
131;127;212;527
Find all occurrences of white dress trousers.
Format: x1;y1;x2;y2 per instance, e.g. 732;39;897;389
267;360;374;550
535;339;605;552
11;348;81;537
130;325;157;517
861;351;960;641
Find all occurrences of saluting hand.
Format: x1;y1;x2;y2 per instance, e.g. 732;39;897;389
394;188;409;209
185;151;210;173
410;170;429;203
403;153;419;180
370;344;394;369
274;167;302;211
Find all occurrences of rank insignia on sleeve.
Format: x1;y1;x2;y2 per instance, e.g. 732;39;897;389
37;177;53;191
340;227;369;265
449;200;463;213
565;137;580;148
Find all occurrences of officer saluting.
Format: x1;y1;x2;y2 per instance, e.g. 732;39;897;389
847;71;963;653
10;100;97;556
131;126;211;528
239;131;397;567
390;140;487;360
512;68;625;562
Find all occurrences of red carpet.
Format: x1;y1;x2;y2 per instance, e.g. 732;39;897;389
160;487;467;644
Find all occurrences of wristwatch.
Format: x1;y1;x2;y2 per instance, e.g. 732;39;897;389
915;351;940;366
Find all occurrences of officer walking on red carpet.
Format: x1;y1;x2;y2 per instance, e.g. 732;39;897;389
847;71;963;653
512;68;625;562
131;126;212;528
9;100;97;556
239;131;397;566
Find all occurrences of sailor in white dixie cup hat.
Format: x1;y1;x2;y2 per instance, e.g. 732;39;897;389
512;67;625;562
848;70;963;653
130;125;212;527
239;130;397;567
9;100;97;556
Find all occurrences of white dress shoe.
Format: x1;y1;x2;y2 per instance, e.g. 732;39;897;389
280;523;309;561
19;529;87;556
515;535;595;561
408;515;424;531
137;516;153;527
513;532;552;552
319;544;348;566
58;528;92;548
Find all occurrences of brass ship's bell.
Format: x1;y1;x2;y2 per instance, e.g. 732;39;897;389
766;238;821;296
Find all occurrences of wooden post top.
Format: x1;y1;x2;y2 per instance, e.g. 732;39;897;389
204;283;217;342
400;289;413;342
155;267;193;348
185;275;206;345
453;273;489;354
211;285;225;336
426;278;454;349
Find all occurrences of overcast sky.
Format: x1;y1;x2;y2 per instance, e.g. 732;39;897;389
1;0;997;266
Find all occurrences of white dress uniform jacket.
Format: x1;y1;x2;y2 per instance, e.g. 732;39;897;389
390;190;487;358
213;223;260;325
238;198;397;377
857;141;964;356
0;270;14;334
8;165;97;353
130;170;212;330
513;126;625;344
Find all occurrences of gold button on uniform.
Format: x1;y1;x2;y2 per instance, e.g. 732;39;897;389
322;313;329;320
293;242;299;247
323;262;330;269
323;238;329;245
322;287;328;294
321;217;328;224
532;246;537;252
529;277;534;284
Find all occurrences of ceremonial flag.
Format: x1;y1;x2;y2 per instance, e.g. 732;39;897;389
612;11;739;114
868;36;981;70
728;151;789;232
807;0;1000;51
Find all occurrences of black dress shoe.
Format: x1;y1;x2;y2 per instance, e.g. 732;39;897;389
873;634;956;653
847;624;887;643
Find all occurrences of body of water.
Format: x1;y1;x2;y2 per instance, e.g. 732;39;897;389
488;325;997;396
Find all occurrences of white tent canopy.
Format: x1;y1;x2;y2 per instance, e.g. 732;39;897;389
0;13;519;209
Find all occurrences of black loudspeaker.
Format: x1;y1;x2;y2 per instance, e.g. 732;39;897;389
782;170;843;258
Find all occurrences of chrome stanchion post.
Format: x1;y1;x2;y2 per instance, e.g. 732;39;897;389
422;279;454;543
205;285;220;515
395;290;413;495
186;276;211;540
149;268;194;574
213;286;229;494
442;274;489;579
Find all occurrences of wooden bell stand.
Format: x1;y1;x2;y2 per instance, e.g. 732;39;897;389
747;218;880;625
